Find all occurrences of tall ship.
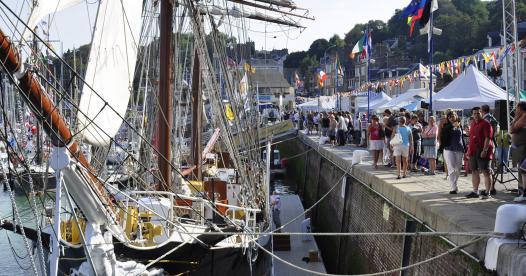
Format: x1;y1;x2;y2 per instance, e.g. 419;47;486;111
0;0;310;275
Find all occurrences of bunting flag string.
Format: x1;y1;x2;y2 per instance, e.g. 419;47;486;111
350;38;525;94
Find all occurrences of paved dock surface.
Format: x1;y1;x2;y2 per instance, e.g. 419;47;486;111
297;132;524;274
274;194;326;275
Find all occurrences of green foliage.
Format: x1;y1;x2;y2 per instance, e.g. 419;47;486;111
329;35;345;48
284;51;307;68
308;38;331;59
299;55;319;90
285;0;518;90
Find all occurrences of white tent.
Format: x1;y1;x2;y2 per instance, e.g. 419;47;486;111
377;88;428;111
297;100;319;111
319;96;336;110
432;65;511;111
340;96;351;111
297;97;336;111
356;92;392;112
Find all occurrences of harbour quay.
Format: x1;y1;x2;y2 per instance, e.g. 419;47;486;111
278;132;525;275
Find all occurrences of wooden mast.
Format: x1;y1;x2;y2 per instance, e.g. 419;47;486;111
191;51;202;181
158;0;173;191
31;27;42;164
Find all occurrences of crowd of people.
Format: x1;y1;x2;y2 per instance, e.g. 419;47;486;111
289;101;526;201
285;110;369;147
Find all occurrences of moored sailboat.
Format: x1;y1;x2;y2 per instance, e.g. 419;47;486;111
0;0;310;274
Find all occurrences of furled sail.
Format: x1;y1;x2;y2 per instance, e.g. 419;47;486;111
76;0;143;146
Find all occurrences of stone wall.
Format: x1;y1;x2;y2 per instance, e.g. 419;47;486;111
278;137;490;275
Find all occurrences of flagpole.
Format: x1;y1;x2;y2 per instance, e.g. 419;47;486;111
335;55;339;110
428;11;434;115
366;25;371;148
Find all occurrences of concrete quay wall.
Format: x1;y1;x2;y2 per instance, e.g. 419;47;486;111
278;133;512;275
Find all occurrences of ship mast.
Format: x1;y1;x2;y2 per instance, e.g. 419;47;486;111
158;0;174;190
191;50;202;181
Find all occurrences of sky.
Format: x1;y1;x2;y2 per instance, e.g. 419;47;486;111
0;0;410;51
0;0;427;53
249;0;411;52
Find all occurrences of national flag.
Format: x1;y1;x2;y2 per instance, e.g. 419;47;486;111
294;72;302;88
317;68;327;87
350;34;365;59
489;52;498;70
319;70;327;82
337;63;344;77
351;29;372;59
418;64;429;78
401;0;428;36
364;29;372;58
225;104;235;121
420;0;438;27
419;0;438;52
239;72;248;96
482;52;491;63
244;63;256;74
498;44;513;66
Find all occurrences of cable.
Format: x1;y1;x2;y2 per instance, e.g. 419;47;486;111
139;230;499;238
5;231;33;272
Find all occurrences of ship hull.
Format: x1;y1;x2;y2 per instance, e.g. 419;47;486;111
0;220;271;275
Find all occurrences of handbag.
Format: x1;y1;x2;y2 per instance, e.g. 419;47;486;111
422;138;436;147
422;126;437;147
390;132;402;146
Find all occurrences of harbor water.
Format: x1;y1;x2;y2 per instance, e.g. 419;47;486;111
0;190;44;275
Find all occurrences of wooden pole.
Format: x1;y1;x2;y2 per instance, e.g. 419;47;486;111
158;0;174;190
191;51;202;181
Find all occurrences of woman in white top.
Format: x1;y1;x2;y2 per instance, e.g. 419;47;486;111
337;114;348;146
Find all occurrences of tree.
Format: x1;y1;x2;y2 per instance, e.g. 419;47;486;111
284;51;307;68
307;39;330;59
286;0;510;80
344;24;366;50
299;55;319;92
329;35;345;48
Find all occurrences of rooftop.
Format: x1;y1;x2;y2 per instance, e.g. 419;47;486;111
250;68;292;88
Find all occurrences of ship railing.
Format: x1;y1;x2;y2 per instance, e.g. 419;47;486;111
123;190;260;234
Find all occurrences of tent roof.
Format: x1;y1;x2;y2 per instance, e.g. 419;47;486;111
432;65;510;111
356;92;392;112
297;100;317;107
297;97;336;111
378;88;428;111
402;99;427;111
